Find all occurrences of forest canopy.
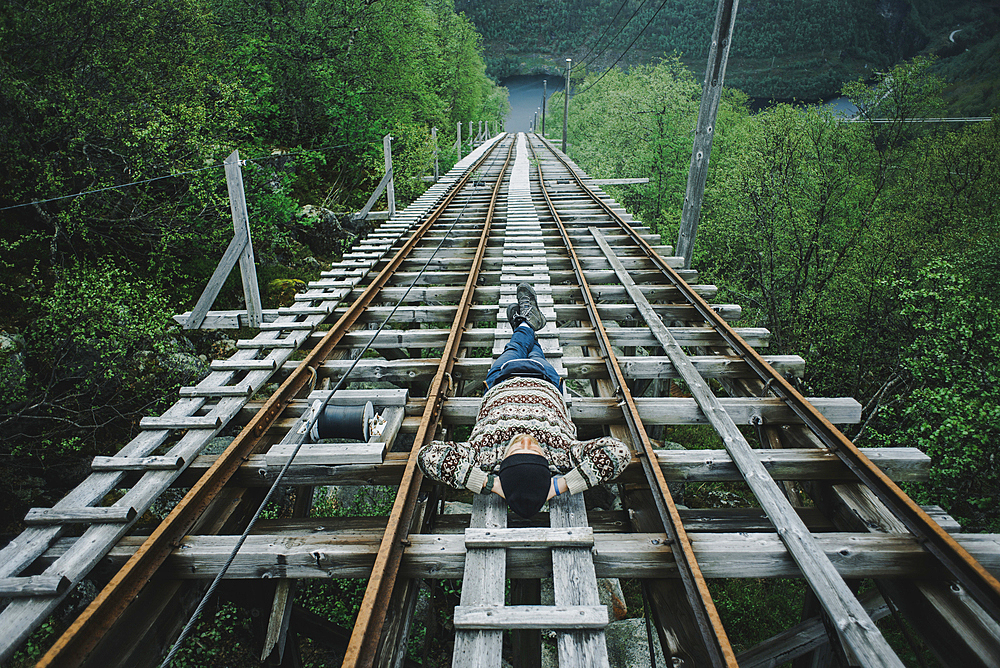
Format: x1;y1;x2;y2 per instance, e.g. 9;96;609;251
0;0;507;525
551;55;1000;531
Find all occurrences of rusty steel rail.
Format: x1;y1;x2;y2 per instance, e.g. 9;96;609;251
527;138;737;668
38;137;511;668
342;135;517;667
532;133;1000;624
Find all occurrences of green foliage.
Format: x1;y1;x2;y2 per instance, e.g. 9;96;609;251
160;602;257;667
1;260;186;457
866;261;1000;532
709;579;806;653
564;54;1000;535
550;55;734;235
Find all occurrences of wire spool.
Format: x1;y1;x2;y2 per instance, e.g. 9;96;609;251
315;401;374;441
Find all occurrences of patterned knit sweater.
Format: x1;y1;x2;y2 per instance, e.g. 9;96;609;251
418;376;632;495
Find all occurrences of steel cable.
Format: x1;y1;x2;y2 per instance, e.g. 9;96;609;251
159;135;510;666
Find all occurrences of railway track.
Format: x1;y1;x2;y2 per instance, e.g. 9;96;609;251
2;132;998;667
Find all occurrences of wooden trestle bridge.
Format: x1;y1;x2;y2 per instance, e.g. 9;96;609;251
2;133;999;667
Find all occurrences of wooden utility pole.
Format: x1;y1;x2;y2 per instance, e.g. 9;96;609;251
676;0;739;268
562;59;572;152
383;134;396;218
541;80;547;135
432;127;439;182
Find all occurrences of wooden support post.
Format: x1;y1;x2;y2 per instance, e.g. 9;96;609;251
261;485;315;663
226;149;263;328
184;149;262;330
562;59;571;153
468;121;473;149
676;0;739;268
457;122;462;161
432;127;439;183
383;135;396;219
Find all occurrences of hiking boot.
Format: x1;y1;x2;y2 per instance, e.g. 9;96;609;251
516;282;547;331
506;302;525;329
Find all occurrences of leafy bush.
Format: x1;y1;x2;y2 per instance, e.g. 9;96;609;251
866;261;1000;532
2;260;189;459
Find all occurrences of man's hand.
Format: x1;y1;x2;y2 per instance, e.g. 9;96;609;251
545;475;567;501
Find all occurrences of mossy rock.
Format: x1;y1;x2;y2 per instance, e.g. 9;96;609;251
267;278;307;307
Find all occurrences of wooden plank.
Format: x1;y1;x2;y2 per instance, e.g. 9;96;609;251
587;178;650;185
181;447;931;489
431;396;860;425
178;385;254;398
550;492;609;667
209;359;278;371
91;456;184;471
452;493;507;668
281;354;805;383
0;576;70;597
234;339;301;349
304;389;410;406
25;506;137;525
139;415;223;430
464;527;594;549
592;227;903;667
453;605;608;630
321;303;742;325
258;321;318;331
265;442;386;467
225;149;263;327
73;532;1000;581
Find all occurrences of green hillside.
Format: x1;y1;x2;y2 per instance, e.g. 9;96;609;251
459;0;1000;112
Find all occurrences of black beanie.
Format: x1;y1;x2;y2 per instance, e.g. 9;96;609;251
499;453;550;518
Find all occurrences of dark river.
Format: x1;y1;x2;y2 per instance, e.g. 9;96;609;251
501;75;565;133
502;72;857;134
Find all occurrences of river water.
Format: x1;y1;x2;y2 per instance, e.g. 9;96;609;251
501;75;565;133
502;74;858;132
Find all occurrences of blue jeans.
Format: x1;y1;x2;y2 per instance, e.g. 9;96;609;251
484;324;561;390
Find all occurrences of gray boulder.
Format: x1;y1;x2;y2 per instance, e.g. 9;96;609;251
0;331;27;404
605;618;667;668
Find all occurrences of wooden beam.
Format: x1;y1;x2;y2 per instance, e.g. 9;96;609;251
737;589;890;668
175;447;931;489
593;228;902;666
64;532;1000;581
454;605;608;629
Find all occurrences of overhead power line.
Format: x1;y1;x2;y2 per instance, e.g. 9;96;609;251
0;141;370;213
577;0;654;71
576;0;672;96
575;0;633;65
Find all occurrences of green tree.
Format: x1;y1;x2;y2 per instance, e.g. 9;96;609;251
865;260;1000;532
551;55;717;234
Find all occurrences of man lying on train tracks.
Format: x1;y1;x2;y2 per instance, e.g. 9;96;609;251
418;282;631;518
